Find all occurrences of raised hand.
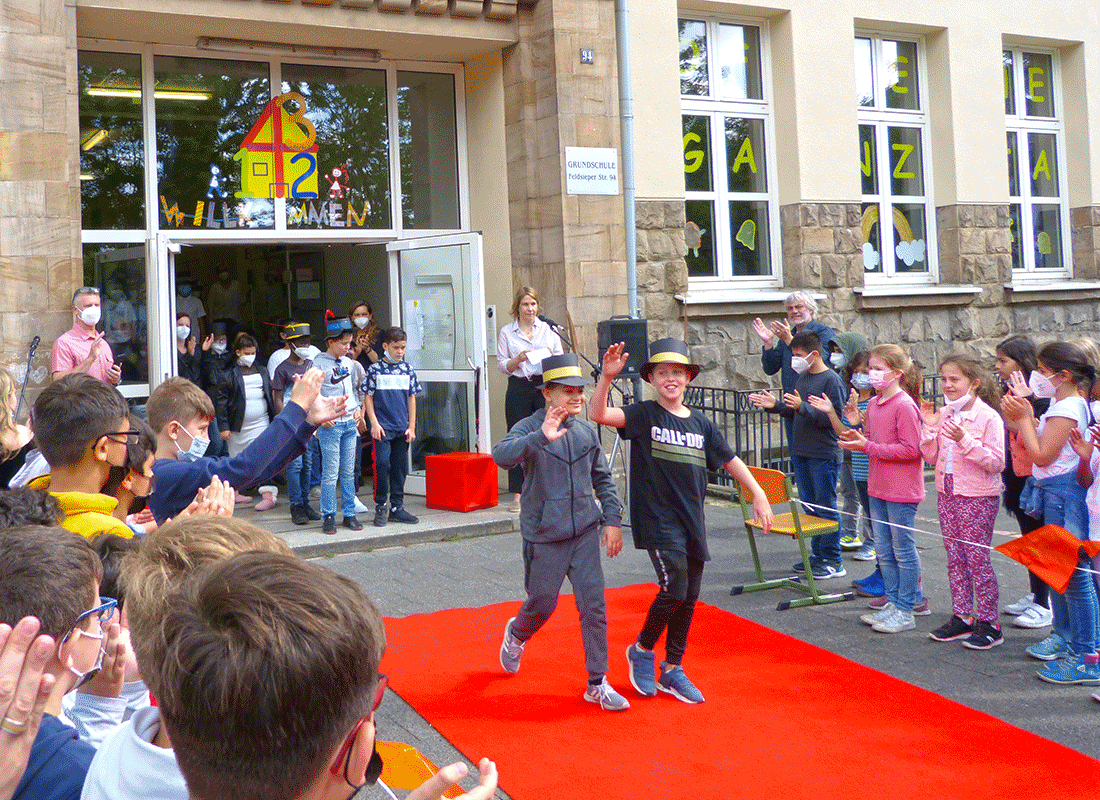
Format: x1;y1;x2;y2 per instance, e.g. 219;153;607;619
601;342;629;380
1007;370;1032;398
1069;426;1096;460
806;393;837;418
201;334;214;352
751;317;775;345
77;621;125;699
406;757;498;800
920;399;940;428
748;391;776;409
843;389;863;426
770;319;793;345
781;389;802;411
838;428;868;452
541;404;569;442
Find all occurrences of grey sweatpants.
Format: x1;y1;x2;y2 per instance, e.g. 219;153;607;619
511;528;609;682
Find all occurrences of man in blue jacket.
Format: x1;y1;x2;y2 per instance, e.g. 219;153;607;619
751;291;834;439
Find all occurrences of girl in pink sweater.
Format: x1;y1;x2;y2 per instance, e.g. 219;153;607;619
840;344;925;634
920;355;1005;649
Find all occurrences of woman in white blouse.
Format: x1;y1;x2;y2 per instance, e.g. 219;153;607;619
496;286;563;512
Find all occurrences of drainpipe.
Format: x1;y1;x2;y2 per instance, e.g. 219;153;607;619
614;0;638;320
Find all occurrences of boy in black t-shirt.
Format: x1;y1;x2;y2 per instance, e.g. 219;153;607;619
592;338;773;704
271;322;320;525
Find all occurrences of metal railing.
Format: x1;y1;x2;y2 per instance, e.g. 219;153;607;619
684;374;944;486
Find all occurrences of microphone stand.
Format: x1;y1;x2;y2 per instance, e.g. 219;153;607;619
14;336;40;424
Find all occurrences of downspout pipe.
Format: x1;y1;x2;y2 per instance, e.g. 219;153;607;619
614;0;638;320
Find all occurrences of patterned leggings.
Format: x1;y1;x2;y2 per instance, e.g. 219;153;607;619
938;475;1001;622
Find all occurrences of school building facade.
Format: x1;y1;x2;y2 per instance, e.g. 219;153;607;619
3;0;1100;463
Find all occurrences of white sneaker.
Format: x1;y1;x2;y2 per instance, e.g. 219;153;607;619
1004;592;1035;616
583;677;631;711
872;607;916;634
860;602;895;626
1012;601;1054;629
353;496;370;514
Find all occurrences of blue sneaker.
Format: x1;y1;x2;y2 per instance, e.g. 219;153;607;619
657;663;705;704
1036;653;1100;685
852;569;884;597
626;643;656;697
1026;632;1070;661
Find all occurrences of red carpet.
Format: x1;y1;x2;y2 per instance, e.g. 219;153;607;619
381;585;1100;799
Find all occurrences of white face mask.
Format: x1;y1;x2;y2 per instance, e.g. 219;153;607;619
79;306;101;326
353;316;370;329
790;356;811;375
829;352;847;369
293;346;312;360
942;391;972;415
212;342;227;355
176;325;190;341
1029;371;1059;399
238;353;256;368
174;423;210;462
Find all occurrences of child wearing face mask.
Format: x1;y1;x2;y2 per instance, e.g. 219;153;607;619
1001;341;1100;683
839;344;926;634
920;355;1006;649
217;334;276;509
750;330;847;579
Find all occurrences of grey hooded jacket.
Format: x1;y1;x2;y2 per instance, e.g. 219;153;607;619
492;408;622;543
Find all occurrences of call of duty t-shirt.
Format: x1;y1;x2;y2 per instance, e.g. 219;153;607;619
618;400;735;561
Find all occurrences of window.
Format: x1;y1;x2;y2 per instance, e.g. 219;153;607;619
855;36;935;283
1004;48;1069;275
679;18;776;283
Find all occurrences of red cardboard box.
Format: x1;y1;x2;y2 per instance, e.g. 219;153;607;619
425;452;499;512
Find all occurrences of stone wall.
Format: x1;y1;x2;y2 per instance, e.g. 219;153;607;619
502;0;628;359
0;0;82;396
639;201;1100;390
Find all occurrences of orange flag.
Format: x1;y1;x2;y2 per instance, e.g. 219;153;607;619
995;525;1100;594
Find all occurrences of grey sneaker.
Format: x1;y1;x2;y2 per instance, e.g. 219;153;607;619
872;607;916;634
583;678;631;711
656;663;705;704
499;617;525;674
626;643;656;697
860;602;896;626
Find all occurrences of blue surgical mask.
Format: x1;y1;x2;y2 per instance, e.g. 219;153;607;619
178;285;192;297
851;373;872;391
174;423;209;462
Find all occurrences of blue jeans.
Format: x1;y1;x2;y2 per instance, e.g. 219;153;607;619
308;435;322;491
285;450;311;506
373;429;410;510
318;419;358;517
792;453;840;565
1037;472;1098;655
869;497;920;612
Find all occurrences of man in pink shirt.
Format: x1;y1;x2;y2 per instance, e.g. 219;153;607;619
51;287;122;385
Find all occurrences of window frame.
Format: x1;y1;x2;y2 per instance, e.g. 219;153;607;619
1003;45;1071;280
855;32;938;287
678;15;781;289
76;38;469;242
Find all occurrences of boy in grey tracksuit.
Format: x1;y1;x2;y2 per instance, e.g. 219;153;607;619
491;353;630;711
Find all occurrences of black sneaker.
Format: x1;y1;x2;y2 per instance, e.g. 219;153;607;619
302;503;322;521
342;516;363;531
373;504;388;528
389;507;419;524
321;514;337;535
962;620;1004;650
290;504;309;526
928;615;974;642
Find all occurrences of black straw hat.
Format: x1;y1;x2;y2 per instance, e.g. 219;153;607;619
284;322;311;341
539;354;592;387
639;338;701;383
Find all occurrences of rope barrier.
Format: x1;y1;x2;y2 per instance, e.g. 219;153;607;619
789;495;1100;580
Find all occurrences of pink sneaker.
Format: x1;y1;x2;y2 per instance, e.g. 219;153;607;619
234;493;252;505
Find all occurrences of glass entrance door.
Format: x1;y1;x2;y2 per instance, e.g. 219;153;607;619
387;233;487;494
